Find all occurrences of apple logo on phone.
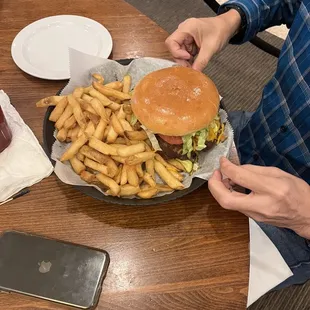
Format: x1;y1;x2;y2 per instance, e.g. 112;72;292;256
38;261;52;273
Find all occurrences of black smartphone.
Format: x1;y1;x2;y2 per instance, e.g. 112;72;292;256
0;230;109;309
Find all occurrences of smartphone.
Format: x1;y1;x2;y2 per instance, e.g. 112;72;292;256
0;230;109;309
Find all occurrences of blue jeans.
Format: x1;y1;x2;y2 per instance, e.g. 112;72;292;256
228;111;310;290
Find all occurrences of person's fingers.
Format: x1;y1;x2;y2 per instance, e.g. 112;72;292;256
219;157;272;193
242;164;289;178
208;173;254;211
165;32;192;59
192;47;213;71
173;58;191;67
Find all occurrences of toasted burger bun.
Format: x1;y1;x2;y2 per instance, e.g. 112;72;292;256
131;66;220;136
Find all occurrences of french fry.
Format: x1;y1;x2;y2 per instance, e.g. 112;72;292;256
103;125;111;141
55;104;73;130
78;127;84;137
49;97;68;122
106;126;118;144
105;81;123;90
110;144;127;149
143;172;156;187
93;118;107;141
73;87;84;98
122;75;131;94
63;115;77;130
106;108;112;118
120;164;128;185
92;73;104;84
127;165;139;187
71;126;80;142
119;184;140;197
80;171;96;183
154;160;184;190
93;81;131;101
80;145;118;177
70;156;86;174
36;95;65;107
84;158;111;177
169;169;184;182
125;130;148;141
123;102;132;115
79;99;97;115
111;113;124;136
89;136;118;156
76;152;85;162
146;159;155;179
156;184;174;193
137;188;158;199
96;173;120;196
117;143;145;157
120;119;133;132
67;129;73;139
155;154;178;172
89;89;113;106
136;164;144;178
83;86;93;94
140;184;151;191
84;121;96;136
114;166;122;184
111;156;127;164
84;111;100;125
90;98;108;121
114;137;127;144
82;94;93;103
60;133;89;162
126;152;155;166
107;102;121;111
68;94;87;129
168;159;186;171
56;128;68;142
80;145;111;164
117;106;126;120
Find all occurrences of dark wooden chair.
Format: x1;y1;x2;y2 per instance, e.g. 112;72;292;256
204;0;281;58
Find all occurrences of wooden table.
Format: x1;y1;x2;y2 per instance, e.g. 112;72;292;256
0;1;249;309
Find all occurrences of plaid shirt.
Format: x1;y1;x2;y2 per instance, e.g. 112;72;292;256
220;0;310;184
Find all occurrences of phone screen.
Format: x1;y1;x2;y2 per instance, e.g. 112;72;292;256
0;231;109;309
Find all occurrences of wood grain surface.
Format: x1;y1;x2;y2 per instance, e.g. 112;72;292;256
0;1;249;309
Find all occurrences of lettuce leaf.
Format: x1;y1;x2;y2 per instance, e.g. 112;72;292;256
130;114;138;126
196;129;208;151
182;133;195;158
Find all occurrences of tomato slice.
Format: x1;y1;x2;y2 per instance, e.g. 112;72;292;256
158;134;183;145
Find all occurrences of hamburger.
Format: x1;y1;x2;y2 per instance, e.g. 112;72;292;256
131;66;226;170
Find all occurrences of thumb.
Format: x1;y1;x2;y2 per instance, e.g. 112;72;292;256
192;47;213;71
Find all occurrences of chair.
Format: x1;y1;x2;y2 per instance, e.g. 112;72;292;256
204;0;281;58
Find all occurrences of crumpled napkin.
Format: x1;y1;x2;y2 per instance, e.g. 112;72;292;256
0;90;53;202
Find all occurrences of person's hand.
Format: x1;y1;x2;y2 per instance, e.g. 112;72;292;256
208;157;310;238
165;10;241;71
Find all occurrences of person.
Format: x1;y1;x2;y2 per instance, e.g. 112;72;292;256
165;0;310;289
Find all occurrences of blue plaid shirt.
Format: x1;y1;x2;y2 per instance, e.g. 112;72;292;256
220;0;310;184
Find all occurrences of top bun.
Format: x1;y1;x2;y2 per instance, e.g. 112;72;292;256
131;66;220;136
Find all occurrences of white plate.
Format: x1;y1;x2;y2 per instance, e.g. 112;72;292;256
11;15;113;80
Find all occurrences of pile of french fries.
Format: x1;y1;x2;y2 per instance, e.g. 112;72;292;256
36;73;188;199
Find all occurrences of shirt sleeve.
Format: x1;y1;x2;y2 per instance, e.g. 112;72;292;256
218;0;301;44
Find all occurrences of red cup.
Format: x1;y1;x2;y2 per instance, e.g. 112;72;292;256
0;106;12;153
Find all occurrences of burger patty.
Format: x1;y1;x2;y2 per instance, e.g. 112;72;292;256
157;135;215;160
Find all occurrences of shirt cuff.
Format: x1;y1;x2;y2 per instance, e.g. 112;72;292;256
218;0;261;44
